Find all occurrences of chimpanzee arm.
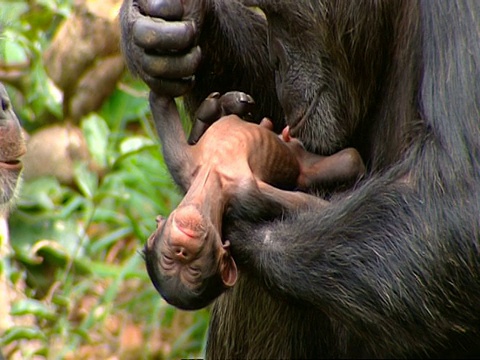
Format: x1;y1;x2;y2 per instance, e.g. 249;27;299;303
186;1;279;121
120;0;282;127
230;179;328;222
254;181;328;209
149;92;194;191
229;161;480;353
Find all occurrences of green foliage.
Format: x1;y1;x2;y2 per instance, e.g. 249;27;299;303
0;1;209;359
0;0;67;124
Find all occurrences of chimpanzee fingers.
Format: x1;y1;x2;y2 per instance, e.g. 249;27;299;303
139;46;201;80
189;91;256;145
144;75;194;97
130;14;199;95
194;91;255;124
188;92;222;144
195;92;222;124
220;91;255;118
188;121;209;145
133;17;196;51
137;0;184;20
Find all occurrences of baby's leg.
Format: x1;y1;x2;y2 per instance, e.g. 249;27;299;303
281;126;365;190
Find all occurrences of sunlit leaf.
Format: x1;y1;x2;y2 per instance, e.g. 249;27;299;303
119;136;155;155
0;326;46;345
16;176;65;210
74;162;98;199
0;36;28;63
11;299;56;320
99;80;149;127
81;113;110;169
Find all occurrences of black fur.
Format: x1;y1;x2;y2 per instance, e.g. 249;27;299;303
121;0;480;357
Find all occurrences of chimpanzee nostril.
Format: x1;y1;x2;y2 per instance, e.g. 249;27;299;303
1;97;9;112
174;247;188;259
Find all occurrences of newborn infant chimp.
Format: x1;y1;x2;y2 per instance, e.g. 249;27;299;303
145;91;365;310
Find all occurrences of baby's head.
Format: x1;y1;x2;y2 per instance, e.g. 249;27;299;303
143;207;237;310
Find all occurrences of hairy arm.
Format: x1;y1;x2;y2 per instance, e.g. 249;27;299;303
120;0;282;127
229;158;480;354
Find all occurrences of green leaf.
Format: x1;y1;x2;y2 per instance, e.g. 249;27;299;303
0;36;28;63
73;162;98;199
16;177;64;210
81;114;110;169
99;80;149;127
11;299;56;320
119;136;155;155
0;326;46;346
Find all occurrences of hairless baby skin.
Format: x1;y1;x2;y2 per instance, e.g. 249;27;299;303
144;91;365;310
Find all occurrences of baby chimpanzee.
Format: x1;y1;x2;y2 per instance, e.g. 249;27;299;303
145;91;365;310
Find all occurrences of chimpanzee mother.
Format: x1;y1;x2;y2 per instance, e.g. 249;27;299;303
120;0;480;357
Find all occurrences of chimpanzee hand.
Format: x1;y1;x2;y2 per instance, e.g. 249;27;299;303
188;91;256;144
120;0;207;97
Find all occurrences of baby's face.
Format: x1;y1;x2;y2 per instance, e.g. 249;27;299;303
158;217;225;289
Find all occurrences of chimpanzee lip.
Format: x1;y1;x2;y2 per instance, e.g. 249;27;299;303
288;89;322;137
0;150;26;171
0;159;23;171
289;111;309;138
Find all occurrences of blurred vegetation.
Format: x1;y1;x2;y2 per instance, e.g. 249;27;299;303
0;0;209;359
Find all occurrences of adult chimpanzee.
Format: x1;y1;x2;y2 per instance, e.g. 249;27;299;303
120;0;480;358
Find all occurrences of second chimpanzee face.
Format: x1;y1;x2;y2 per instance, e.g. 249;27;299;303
0;83;26;213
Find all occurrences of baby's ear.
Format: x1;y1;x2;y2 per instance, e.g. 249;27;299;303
221;241;238;287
